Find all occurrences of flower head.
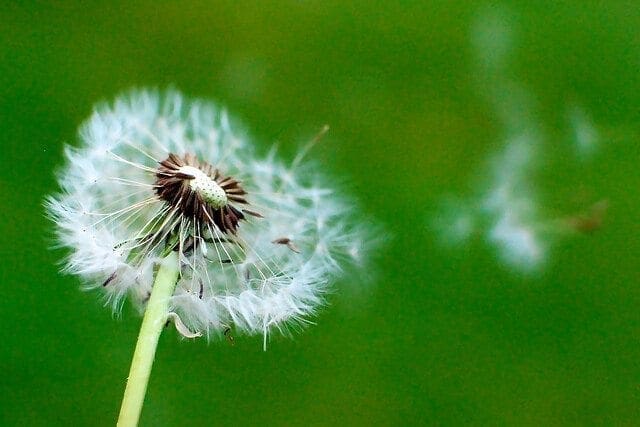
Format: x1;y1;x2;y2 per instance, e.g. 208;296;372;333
46;89;369;344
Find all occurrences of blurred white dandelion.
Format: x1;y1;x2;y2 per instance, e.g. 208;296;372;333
432;6;603;273
46;88;370;345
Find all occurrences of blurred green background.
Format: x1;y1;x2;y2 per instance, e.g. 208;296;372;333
2;1;640;425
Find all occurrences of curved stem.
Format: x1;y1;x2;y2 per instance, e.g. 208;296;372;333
117;251;179;427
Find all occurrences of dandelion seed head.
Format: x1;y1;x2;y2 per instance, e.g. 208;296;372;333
46;88;372;343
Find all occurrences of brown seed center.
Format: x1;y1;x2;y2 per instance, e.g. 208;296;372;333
154;153;257;234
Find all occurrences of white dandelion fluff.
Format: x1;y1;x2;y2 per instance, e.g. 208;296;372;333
432;8;604;274
46;88;369;344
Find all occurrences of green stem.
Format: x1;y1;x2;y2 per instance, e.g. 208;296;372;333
117;251;179;427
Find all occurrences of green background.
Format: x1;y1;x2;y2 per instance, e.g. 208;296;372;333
2;1;640;425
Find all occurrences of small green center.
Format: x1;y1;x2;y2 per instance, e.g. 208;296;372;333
178;165;228;209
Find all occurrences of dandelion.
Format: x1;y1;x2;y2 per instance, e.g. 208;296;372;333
46;89;370;426
433;9;604;274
